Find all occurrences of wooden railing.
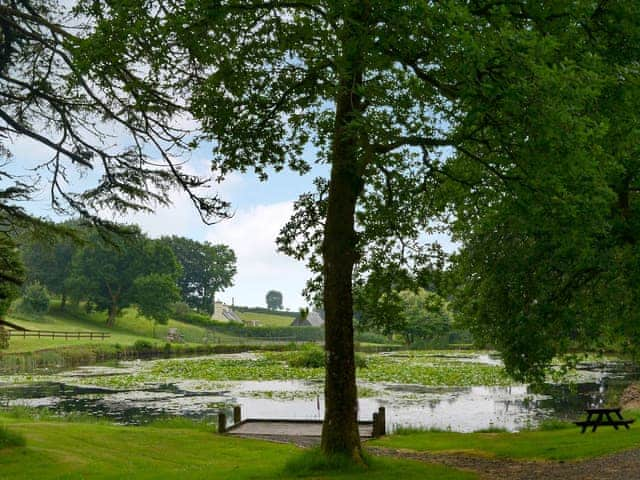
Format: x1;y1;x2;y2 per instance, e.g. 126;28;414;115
7;330;110;340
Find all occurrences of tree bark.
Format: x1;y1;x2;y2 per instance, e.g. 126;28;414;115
320;8;366;456
107;302;118;327
60;291;67;311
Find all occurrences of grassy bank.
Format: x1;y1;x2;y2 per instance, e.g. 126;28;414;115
0;417;474;480
371;411;640;461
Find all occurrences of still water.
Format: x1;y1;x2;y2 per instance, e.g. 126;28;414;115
0;353;636;432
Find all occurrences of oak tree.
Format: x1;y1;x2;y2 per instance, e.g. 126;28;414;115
75;0;634;459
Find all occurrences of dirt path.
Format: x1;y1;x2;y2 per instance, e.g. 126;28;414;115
368;446;640;480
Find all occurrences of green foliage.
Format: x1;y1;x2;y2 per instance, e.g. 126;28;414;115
288;344;368;369
20;282;51;315
265;290;283;311
133;340;154;352
0;236;24;317
356;286;454;346
151;352;505;386
288;344;326;368
160;236;236;313
0;425;26;449
397;289;451;346
20;231;77;307
133;274;181;325
69;228;181;326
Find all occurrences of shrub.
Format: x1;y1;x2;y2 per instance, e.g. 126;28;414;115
288;344;368;368
289;344;325;368
21;282;50;315
133;340;154;352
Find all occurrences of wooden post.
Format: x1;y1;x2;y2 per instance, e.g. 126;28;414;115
218;412;227;433
233;405;241;424
377;407;386;436
372;412;379;437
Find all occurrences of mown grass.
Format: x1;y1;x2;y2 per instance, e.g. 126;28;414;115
0;424;26;449
3;303;251;355
373;410;640;461
237;311;295;327
0;417;475;480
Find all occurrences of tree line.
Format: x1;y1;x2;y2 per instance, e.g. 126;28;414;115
13;224;236;327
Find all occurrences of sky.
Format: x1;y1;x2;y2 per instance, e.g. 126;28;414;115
9;132;329;310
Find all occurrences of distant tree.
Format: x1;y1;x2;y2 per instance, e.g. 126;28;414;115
21;282;50;315
0;236;24;318
133;273;181;335
70;229;181;326
160;236;236;313
266;291;283;311
20;234;77;309
397;289;450;346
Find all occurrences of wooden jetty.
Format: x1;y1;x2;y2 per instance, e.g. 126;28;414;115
222;405;386;443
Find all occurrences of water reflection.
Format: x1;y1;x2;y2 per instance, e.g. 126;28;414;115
0;356;637;432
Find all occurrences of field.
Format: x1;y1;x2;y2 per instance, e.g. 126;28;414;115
2;304;253;354
236;310;295;327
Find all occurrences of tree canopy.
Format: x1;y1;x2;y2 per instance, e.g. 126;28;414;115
160;236;237;313
57;0;640;458
265;290;283;311
0;0;227;233
70;229;181;326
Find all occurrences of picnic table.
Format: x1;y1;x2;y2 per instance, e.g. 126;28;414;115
574;407;635;433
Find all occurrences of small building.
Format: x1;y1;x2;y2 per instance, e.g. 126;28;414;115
290;309;324;327
211;302;242;323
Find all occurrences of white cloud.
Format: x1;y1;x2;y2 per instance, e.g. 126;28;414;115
207;201;311;310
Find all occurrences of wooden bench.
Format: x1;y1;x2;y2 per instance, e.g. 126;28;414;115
574;407;635;433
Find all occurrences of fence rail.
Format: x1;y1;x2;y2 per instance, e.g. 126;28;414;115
7;330;110;340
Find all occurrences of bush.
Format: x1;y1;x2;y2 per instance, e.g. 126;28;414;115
133;340;154;352
289;344;325;368
287;344;368;368
21;282;50;315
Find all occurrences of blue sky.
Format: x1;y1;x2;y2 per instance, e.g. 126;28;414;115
10;133;327;310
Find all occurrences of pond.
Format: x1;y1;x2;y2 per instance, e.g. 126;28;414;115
0;351;637;432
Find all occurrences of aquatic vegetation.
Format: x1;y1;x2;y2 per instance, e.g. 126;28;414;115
149;352;510;387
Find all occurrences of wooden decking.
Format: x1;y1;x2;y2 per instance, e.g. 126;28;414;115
221;405;385;444
227;419;375;439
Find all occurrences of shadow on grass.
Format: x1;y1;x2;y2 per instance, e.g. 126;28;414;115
0;424;26;449
283;448;371;477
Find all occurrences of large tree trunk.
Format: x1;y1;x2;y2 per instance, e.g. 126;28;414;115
321;19;365;456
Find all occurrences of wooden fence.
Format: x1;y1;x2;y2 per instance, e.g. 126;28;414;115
7;330;110;340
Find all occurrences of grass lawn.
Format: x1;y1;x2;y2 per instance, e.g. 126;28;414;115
237;311;295;327
371;411;640;461
3;305;245;354
0;419;475;480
